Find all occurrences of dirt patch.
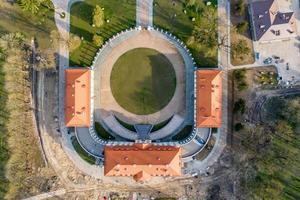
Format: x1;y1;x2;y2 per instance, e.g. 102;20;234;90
230;0;255;66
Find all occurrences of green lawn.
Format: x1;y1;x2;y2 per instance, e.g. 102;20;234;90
71;136;96;164
115;117;136;132
172;125;193;140
241;96;300;199
151;116;173;132
94;122;115;140
69;0;136;66
110;48;176;115
153;0;218;67
0;2;56;50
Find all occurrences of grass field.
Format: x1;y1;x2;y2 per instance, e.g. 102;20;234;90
172;125;193;140
0;2;56;50
94;122;115;140
69;0;136;66
153;0;218;67
71;136;96;164
110;48;176;115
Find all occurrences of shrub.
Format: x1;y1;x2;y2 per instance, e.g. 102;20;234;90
233;69;248;91
237;81;248;91
234;123;244;131
236;21;249;34
234;98;246;114
93;5;104;27
235;0;245;16
92;34;103;47
68;34;81;52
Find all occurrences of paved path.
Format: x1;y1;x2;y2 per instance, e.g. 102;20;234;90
136;0;153;27
184;0;230;174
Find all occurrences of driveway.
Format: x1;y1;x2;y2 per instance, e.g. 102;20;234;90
253;0;300;84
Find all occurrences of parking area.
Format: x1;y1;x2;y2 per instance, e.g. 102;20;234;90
253;0;300;85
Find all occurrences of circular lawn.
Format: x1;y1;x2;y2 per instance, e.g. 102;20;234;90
110;48;176;115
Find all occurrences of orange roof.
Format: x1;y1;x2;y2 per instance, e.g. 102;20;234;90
65;68;91;127
104;144;182;182
196;70;222;128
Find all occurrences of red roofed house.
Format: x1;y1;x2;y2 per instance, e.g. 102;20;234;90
104;144;182;182
196;70;222;128
65;68;91;127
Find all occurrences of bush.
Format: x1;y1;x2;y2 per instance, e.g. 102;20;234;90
93;5;104;27
92;34;103;47
234;123;244;131
235;0;245;16
234;68;246;81
234;98;246;114
68;34;81;52
237;81;248;91
233;69;248;91
236;21;248;34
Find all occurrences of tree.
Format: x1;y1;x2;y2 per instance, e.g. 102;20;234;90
233;69;248;91
18;0;41;14
234;123;244;131
93;5;105;28
92;34;103;47
236;21;249;34
235;0;245;16
18;0;53;14
234;98;246;114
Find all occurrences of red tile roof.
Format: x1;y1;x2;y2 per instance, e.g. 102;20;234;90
196;70;222;128
104;144;182;182
65;69;91;127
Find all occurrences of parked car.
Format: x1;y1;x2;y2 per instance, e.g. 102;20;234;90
255;52;260;60
263;57;273;64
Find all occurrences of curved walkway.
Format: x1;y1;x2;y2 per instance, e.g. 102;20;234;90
94;30;186;125
149;114;185;140
181;128;211;159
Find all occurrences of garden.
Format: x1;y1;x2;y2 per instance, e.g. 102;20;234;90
153;0;218;67
69;0;136;66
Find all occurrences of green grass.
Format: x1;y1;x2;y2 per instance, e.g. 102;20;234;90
115;117;136;132
151;116;173;132
153;0;218;67
95;122;115;140
110;48;176;115
0;59;9;199
0;2;56;49
71;136;96;164
242;96;300;199
69;0;136;66
172;125;193;140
